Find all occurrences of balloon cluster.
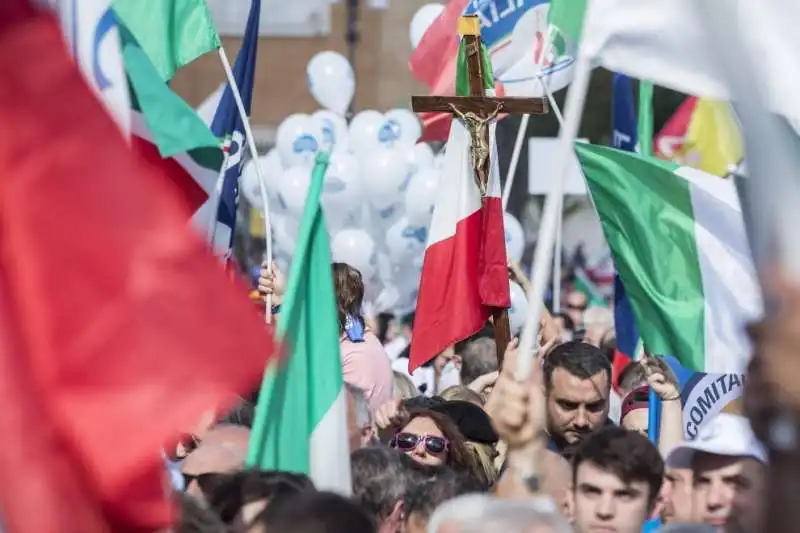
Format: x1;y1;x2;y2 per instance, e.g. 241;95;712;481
241;49;526;318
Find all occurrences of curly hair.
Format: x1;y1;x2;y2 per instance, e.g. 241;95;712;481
332;262;364;334
397;408;485;486
571;426;665;507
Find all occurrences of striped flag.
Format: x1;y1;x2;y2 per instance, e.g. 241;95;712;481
408;34;510;371
119;23;223;217
576;143;762;373
655;96;743;177
208;0;261;258
247;153;352;494
53;0;130;134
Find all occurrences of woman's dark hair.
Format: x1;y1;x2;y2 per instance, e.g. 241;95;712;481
554;311;575;331
203;469;315;525
398;408;484;485
332;262;364;334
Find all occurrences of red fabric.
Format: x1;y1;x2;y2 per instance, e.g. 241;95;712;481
409;197;510;371
612;351;633;394
654;96;698;160
132;136;209;216
0;6;276;532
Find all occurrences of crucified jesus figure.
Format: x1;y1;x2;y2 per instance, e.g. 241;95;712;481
449;103;503;198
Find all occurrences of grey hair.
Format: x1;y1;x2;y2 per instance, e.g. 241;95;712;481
346;384;372;428
427;494;571;533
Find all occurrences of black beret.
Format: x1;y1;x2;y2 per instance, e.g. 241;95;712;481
431;400;498;445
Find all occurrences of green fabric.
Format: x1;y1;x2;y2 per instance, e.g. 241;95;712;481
247;153;343;471
547;0;588;53
638;80;654;156
575;143;706;371
573;268;608;307
455;38;495;97
120;24;221;162
113;0;220;81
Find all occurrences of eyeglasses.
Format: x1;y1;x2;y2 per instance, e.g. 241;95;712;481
567;303;587;311
390;432;450;455
181;472;218;492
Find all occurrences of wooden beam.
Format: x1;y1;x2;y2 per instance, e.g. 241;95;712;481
412;95;549;115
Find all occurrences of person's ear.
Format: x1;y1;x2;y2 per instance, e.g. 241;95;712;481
452;354;462;371
564;485;576;522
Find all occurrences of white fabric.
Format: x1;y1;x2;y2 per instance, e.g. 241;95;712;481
580;0;800;123
678;166;762;373
310;388;352;495
427;118;502;247
666;413;767;468
54;0;131;135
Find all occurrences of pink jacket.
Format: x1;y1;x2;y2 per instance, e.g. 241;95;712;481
340;331;394;411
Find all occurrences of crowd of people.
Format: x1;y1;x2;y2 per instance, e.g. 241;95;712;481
161;260;800;533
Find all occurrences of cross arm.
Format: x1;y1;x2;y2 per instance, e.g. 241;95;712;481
411;95;549;115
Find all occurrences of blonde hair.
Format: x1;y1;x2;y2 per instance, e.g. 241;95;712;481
439;385;484;406
466;441;499;487
393;371;418;401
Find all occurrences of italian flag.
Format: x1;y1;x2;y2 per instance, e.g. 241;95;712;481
576;143;762;373
408;35;510;372
118;23;222;218
247;153;351;494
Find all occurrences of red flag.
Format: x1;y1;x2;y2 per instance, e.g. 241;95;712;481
0;4;276;532
654;96;698;161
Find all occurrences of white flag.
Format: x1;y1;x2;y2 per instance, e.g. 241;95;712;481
579;0;800;123
51;0;131;135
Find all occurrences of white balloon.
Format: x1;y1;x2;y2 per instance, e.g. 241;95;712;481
504;213;525;263
409;3;445;49
272;215;297;256
276;114;324;168
381;109;422;148
241;159;264;209
361;148;410;209
322;150;362;221
406;143;435;174
312;109;349;152
348;110;386;157
404;167;439;226
331;229;376;279
276;166;312;216
307;51;355;115
385;217;428;263
508;281;529;335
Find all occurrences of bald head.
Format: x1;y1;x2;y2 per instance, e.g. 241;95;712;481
181;424;250;498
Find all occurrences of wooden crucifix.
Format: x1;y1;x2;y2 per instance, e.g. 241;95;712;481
411;14;549;366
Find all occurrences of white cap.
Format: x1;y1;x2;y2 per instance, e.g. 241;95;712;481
666;413;768;468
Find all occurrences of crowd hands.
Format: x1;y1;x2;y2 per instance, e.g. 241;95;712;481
168;264;800;533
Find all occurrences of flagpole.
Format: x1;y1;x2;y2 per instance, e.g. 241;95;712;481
207;153;230;245
217;46;274;323
516;55;592;381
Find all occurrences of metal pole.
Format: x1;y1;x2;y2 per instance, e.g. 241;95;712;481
345;0;359;119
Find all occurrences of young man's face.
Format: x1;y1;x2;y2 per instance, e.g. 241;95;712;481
569;461;652;533
691;453;766;532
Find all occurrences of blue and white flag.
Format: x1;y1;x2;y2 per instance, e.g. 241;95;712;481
663;356;746;440
51;0;130;135
209;0;261;258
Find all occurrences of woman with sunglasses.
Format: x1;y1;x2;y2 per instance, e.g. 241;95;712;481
390;408;483;483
